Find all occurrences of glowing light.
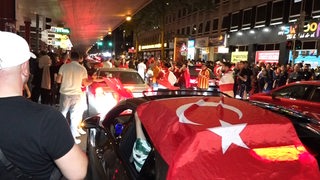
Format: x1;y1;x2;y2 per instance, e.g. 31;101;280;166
252;145;308;161
126;15;132;21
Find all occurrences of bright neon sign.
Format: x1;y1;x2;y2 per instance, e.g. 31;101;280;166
278;21;320;39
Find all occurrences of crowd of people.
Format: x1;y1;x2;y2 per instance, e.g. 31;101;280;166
98;56;320;100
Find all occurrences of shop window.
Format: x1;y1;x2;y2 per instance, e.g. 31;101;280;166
265;44;274;50
303;41;316;49
257;44;265;50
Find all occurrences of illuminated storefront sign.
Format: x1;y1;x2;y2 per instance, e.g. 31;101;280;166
140;43;167;50
188;40;195;60
278;21;320;40
289;49;320;68
231;51;248;63
49;27;71;35
255;50;280;64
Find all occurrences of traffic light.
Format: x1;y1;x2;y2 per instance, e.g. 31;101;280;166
295;40;302;49
107;41;112;47
45;18;52;29
286;41;292;50
96;41;103;46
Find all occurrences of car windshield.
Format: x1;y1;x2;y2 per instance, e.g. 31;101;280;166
97;70;145;84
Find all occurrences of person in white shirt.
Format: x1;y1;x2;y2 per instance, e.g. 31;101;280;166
137;59;147;80
219;61;235;97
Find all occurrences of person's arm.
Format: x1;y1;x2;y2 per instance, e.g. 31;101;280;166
56;74;62;84
54;144;88;179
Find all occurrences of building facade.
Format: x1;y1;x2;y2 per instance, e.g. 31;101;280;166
137;0;320;67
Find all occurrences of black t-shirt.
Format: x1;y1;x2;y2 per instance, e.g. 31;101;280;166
0;96;74;179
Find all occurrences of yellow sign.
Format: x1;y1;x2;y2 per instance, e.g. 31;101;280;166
231;51;248;63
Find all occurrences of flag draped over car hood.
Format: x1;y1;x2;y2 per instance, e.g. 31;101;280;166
136;96;320;179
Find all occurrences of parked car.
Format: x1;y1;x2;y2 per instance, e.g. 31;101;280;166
188;65;218;91
249;81;320;121
86;68;151;119
82;90;320;180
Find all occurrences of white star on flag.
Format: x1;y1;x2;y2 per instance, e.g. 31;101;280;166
208;120;249;154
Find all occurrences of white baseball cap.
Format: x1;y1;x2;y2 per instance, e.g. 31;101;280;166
0;31;36;69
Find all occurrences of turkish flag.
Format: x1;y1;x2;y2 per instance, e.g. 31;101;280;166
103;77;133;99
136;97;320;179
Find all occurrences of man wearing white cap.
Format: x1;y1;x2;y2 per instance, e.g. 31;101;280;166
0;31;87;179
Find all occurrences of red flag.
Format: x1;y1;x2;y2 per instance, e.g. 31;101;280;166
103;77;133;99
136;97;320;179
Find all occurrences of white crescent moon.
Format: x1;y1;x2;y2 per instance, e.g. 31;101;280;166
176;99;243;125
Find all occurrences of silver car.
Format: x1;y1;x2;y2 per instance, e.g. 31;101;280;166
87;68;151;119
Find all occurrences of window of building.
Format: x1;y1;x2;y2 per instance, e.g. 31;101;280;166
289;0;302;21
187;26;191;35
192;25;197;34
177;29;180;34
242;8;252;28
178;9;182;18
205;21;211;32
212;18;219;32
313;0;320;17
271;0;284;25
198;23;203;34
275;43;280;50
256;5;267;23
182;8;187;16
222;15;230;31
182;27;185;35
231;12;239;30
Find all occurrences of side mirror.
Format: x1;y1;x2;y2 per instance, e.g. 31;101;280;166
81;115;100;129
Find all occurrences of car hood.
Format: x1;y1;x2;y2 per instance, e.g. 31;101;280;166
136;96;320;179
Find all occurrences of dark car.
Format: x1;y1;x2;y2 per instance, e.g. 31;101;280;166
83;90;320;180
188;66;218;91
249;81;320;121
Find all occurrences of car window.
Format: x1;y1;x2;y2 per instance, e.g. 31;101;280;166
272;85;309;100
119;72;145;84
98;70;145;84
310;87;320;103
